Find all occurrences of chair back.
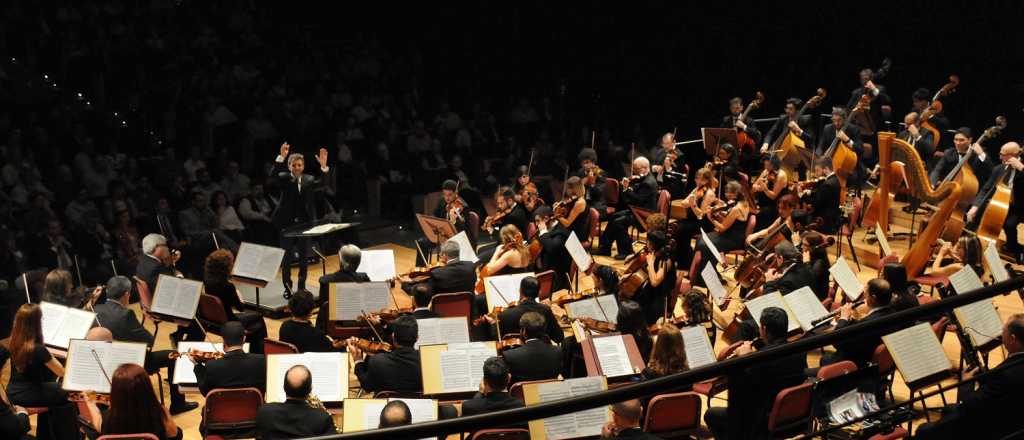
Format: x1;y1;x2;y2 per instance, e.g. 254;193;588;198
97;435;161;440
470;428;531;440
203;387;263;433
509;379;560;401
657;190;671;216
198;294;230;326
133;276;153;311
766;382;813;433
873;344;895;374
263;338;299;355
536;270;555;301
642;391;702;436
587;207;600;243
605;178;620;205
467;211;481;247
817;360;858;380
430;292;474;319
932;316;949;342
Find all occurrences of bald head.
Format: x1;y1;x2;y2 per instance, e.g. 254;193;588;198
379;400;412;428
86;327;113;342
904;112;919;126
283;365;312;399
1001;142;1021;157
633;156;650;174
660;133;675;148
611;399;643;427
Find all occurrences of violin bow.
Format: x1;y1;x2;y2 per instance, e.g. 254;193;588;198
361;309;387;342
526;149;535;180
592;289;612;323
590;130;596;149
488;279;513;309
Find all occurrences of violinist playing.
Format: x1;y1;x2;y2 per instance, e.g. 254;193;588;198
672;167;719;272
403;241;477;297
483;187;529;237
650;133;686;198
597;156;658;260
513;166;544;214
350;315;424;394
493;276;564;343
632;230;676;326
751;155;790;233
576;148;609;218
415;179;471;266
794;159;841;234
553;177;590;241
691;181;751;285
532;206;572;292
480;225;532;282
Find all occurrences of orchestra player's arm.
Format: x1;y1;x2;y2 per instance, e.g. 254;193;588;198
484;245;514;274
765;170;788;200
747;217;781;244
646;256;667;287
556;197;587;228
929;242;963;277
712;206;742;233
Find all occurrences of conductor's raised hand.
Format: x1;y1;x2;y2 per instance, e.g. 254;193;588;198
280;142;290;158
317;147;329;168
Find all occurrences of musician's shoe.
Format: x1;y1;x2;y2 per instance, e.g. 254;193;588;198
593;248;611;256
169;401;199;415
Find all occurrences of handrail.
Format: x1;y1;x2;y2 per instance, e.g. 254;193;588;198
305;277;1024;439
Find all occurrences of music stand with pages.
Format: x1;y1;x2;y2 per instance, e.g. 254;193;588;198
420;341;497;398
39;301;96;359
150;275;204;341
881;322;954;423
415;214;457;263
281;221;361;278
701;127;739;157
230;242;286;316
523;376;610;440
265;352;349;405
64;339;147;395
581;333;645;382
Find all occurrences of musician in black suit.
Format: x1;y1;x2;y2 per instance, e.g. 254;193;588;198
462;357;525;417
915;314;1024;440
409;284;440;319
279;289;340;353
825;278;895;367
705;307;807;440
967;142;1024;260
476;187;530;264
316;244;371;330
760;98;814;155
723;97;763;174
255;365;337;439
93;276;198;414
533;206;572;292
136;233;178;290
415;179;471;266
194;322;266;396
601;399;663;440
403;241;477;296
897;112;937;164
795;159;841;234
912;87;951;133
930;127;994;189
597;156;659;260
846;68;891;135
269;142;333;292
576;148;609;217
496;276;564;342
816;107;862;160
502;311;564;384
350;315;422;393
761;242;815;295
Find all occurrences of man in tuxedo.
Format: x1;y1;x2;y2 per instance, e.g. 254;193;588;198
415;179;471;266
761;242;815;295
576;148;608;217
93;276;198;414
846;68;891;135
496;276;564;342
502;311;563;384
194;322;266;396
461;357;525;417
600;399;662;440
915;314;1024;440
897;112;936;163
409;284;440;319
704;307;807;440
597;157;658;260
270;142;332;292
533;206;572;292
827;278;895;367
968;142;1024;260
279;289;341;353
816;107;862;160
795;159;841;234
350;315;422;393
134;233;205;343
255;365;337;438
403;241;476;297
316;244;370;330
722;97;763;174
649;133;683;176
760;98;815;156
930;127;994;189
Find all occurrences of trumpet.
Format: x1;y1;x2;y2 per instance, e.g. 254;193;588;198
308;394;342;433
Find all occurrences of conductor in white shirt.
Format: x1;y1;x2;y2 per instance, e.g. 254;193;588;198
269;142;332;293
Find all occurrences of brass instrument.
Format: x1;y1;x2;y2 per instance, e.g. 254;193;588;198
308;394;342;433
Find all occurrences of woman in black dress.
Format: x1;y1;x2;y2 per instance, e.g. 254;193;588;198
672;168;717;272
632;230;676;326
692;181;752;284
203;249;268;353
801;231;832;300
751;155;789;233
84;363;182;440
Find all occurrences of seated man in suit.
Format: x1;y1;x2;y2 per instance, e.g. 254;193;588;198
601;399;661;440
794;159;842;234
93;276;198;414
502;312;564;384
462;356;525;417
316;244;371;330
825;278;895;367
410;284;440;319
279;289;342;353
256;365;337;439
135;233;205;344
403;241;477;297
915;313;1024;440
349;315;423;393
414;179;471;266
761;242;814;295
378;400;412;428
597;156;659;260
704;306;807;440
897;111;936;164
492;276;564;342
929;126;994;189
194;321;266;395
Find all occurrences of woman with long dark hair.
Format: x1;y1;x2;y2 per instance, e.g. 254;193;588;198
0;304;78;439
930;235;984;278
643;323;688;380
802;231;832;300
616;300;654;364
85;363;181;440
203;249;268;353
883;262;921;313
632;231;676;326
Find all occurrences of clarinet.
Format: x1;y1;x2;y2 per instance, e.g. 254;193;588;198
936;284;986;372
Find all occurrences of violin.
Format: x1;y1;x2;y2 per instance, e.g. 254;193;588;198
619;249;650;298
576;317;617;333
553;196;580;220
68;391;111;404
390;263;442;284
496;335;524;352
346;337;393;353
482;206;513;232
519;182;543;211
472;301;518;326
357;307;413;324
168;349;224;363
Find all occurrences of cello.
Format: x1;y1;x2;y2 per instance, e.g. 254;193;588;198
769;88;826;173
734;91;765;154
976;152;1020;246
938;116;1007;241
919;75;960;148
822;94;870;204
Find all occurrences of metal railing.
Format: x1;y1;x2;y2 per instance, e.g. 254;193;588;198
304;277;1024;439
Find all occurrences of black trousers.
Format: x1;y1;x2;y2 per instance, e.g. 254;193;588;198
280;235;312;290
704;406;729;440
599;210;637;255
1004;210;1022;252
7;382;79;440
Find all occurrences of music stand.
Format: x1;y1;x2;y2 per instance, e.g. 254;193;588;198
415;214;456;263
701;128;739;156
280;221;360;294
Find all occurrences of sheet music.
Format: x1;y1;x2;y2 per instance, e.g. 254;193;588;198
874;224;892;257
414;317;470;349
171;342;248;384
829;256;864;301
150;275;202;319
232;242;285;282
699;228;724;263
745;292;799;332
303;223;352;235
64;340;146;393
592;336;634;377
882;322;950;383
361;401;388;430
949;266;1003;347
949;266;984;294
40;302;67;345
332;282;391;321
564;377;607;438
356;249;397;282
40;301;96;349
536;382;575;440
390;398;437;440
680;325;716;369
701;262;726;305
564;231;593;272
565;295;618;324
484;272;535;310
784;287;830;331
984;241;1010;283
266;353;347;402
571;320;590;342
438;343;494;392
447;231;478;263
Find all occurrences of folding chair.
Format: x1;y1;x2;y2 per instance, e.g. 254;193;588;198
197;294;230;335
203;387;263;437
766;382;813;439
430;292;474;320
263;338;299;355
816;360;858;381
642;391;702;438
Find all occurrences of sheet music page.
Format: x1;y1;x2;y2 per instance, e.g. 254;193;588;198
361;400;388;430
566;376;608;437
333;282;391;321
874;224;892;257
102;342;147;385
591;336;634;377
64;340;111;393
151;275;202;319
949;266;985;294
39;301;68;345
829;256;864;301
389;398;438;440
233;242;285;282
565;295;618;323
356;249;397;282
699;228;724;263
745;292;799;332
439;317;470;344
49;308;96;349
415;318;441;349
304;223;352;235
984;242;1010;283
882;322;951;383
571;320;589;342
172;341;219;384
565;231;593;272
701;262;726;305
680;325;716;369
439;349;471;391
266;353;347;402
447;231;478;263
484;272;535;310
955;300;1003;347
784;287;830;331
535;381;575;440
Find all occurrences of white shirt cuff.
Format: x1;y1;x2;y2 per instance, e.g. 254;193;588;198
977;152;986;162
321;166;330;173
275;155;285;163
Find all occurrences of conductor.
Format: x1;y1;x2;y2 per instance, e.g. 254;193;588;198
270;142;332;293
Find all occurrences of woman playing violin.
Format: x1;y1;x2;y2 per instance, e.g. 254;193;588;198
553;176;589;240
752;155;790;231
691;181;751;284
672;168;719;271
484;225;533;278
633;230;676;326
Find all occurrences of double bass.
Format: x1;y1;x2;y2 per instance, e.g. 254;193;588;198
769;88;826;173
821;94;870;204
938;116;1007;241
734;91;765;154
976;152;1020;246
919;75;960;147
